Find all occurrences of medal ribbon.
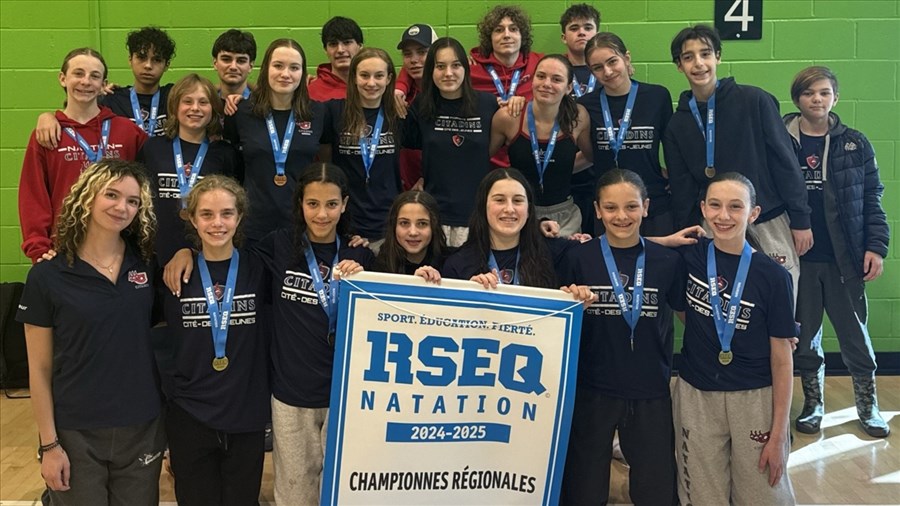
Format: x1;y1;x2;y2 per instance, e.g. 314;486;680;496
600;81;639;166
486;65;521;101
63;119;111;163
526;102;560;194
198;250;240;360
572;73;597;97
173;137;209;207
359;107;384;183
600;235;645;345
266;110;296;180
241;87;251;99
706;241;752;355
688;80;719;171
488;249;520;286
130;88;160;136
303;234;341;334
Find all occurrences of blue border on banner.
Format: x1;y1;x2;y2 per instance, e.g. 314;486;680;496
321;278;583;506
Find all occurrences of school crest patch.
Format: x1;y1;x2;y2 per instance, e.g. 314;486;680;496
452;134;465;147
128;270;149;286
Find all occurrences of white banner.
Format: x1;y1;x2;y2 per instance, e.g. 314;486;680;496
322;272;584;505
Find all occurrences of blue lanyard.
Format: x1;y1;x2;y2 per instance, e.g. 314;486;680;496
688;81;719;172
526;102;560;194
706;241;752;355
198;250;240;361
488;249;520;285
303;235;341;334
572;73;596;97
359;108;384;184
241;87;251;99
265;110;296;178
600;81;639;166
600;235;645;349
130;88;160;136
173;137;209;206
63;118;110;163
486;65;521;101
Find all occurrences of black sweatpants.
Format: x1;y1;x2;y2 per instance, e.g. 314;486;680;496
165;402;265;506
560;388;677;506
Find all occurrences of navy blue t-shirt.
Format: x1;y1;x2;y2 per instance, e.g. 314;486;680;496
163;250;271;432
321;100;402;239
560;238;685;399
798;132;834;262
678;238;797;391
101;83;173;138
16;246;161;429
256;229;375;408
138;136;237;264
224;100;325;242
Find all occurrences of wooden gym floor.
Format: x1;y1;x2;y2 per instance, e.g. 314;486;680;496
1;376;897;505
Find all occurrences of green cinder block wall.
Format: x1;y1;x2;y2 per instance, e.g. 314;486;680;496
1;0;898;352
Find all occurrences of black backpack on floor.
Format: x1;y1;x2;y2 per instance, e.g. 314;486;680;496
0;282;29;389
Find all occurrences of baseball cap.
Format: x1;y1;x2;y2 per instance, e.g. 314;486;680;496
397;24;437;50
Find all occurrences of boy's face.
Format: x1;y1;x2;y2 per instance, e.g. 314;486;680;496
676;38;720;91
400;42;429;81
561;17;597;56
325;39;361;72
491;17;522;59
129;47;169;87
213;51;254;87
796;78;838;123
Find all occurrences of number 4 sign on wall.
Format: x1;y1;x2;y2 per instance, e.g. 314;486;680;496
715;0;763;40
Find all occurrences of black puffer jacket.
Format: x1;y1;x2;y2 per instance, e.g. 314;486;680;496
784;112;889;279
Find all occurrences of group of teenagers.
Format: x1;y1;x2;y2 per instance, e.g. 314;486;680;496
14;3;890;506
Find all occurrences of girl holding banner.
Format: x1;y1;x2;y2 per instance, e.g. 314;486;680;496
489;55;593;237
162;175;270;506
673;173;796;505
374;190;450;275
559;169;686;505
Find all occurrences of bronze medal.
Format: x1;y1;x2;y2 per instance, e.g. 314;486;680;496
273;174;287;186
718;350;733;366
704;166;716;179
212;356;229;371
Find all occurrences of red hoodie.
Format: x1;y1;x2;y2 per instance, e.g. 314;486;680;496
469;48;543;102
19;107;147;262
395;68;424;190
308;63;348;102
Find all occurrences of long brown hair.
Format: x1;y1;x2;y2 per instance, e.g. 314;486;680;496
251;38;313;121
535;54;580;136
375;191;446;273
342;48;399;141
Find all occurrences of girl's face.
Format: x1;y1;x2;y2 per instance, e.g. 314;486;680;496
432;47;465;99
395;203;432;262
302;181;348;243
177;84;213;134
532;58;573;105
594;182;647;246
486;178;528;244
587;46;631;95
355;57;391;107
89;176;141;234
59;54;106;106
267;46;304;96
190;189;241;251
701;180;760;244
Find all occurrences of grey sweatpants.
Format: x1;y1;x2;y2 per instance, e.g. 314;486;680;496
48;416;165;506
271;396;329;506
673;379;795;506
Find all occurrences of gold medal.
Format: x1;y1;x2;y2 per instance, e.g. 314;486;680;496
273;174;287;186
212;356;229;371
704;166;716;178
718;350;733;366
179;208;190;221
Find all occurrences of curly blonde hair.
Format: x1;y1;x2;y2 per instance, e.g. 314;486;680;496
54;160;157;266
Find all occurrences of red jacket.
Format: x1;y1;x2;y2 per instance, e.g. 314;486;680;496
395;68;423;190
308;63;348;102
19;108;147;262
468;49;543;101
394;68;422;101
